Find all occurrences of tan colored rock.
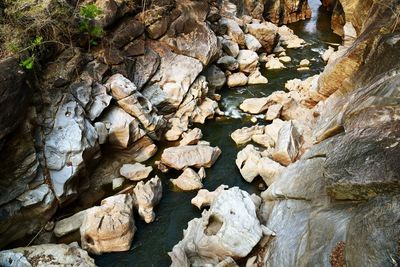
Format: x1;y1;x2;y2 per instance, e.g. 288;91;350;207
257;157;285;186
120;163;153;181
248;69;268;85
264;119;287;145
299;59;310;67
231;125;265;145
105;74;137;101
54;211;85;238
279;56;292;63
235;145;262;182
265;57;286;70
278;26;305;48
266;103;283;121
227;73;248;88
171;168;204;191
322;46;335;62
271;121;302;166
191;185;228;209
220;18;246;46
240;97;270;114
179;128;203;146
132;176;162;223
247;22;278;53
237;50;259;74
80;194;135;255
252;133;275;148
161;145;221;170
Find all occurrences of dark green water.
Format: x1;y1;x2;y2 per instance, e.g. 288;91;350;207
95;1;340;266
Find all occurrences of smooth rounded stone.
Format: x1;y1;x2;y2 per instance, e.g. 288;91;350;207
237;50;259;74
191;185;228;209
161;145;221;170
54;210;86;238
266;103;283;121
0;243;96;267
231;125;265;145
248;69;268;85
252;133;275;148
132;176;162;223
265;57;286;70
105;74;137;101
170;187;263;266
203;65;226;92
299;59;310;67
179;128;203;146
258;157;285;186
119;163;153;181
235;145;262;182
322;46;335;62
221;38;240;57
240;97;270;114
227;72;248;88
279;56;292;63
171;168;204;191
271;121;302;166
279;52;286;56
247;22;278;53
245;34;262;51
251;116;258;123
217;56;239;71
219;18;246;46
297;66;310;71
80;194;136;255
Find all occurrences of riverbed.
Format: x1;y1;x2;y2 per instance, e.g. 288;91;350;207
95;1;341;266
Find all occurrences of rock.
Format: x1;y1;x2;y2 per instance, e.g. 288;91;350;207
0;57;29;142
91;0;134;27
264;119;287;145
217;56;239;71
278;26;306;48
161;145;221;170
258;157;285;186
240;97;270;114
111;18;144;48
237;50;259;74
299;59;310;67
100;106;145;148
231;125;265;145
265;56;286;70
252;133;275;148
44;96;99;203
245;34;262;51
179;128;203;146
248;69;268;85
216;257;239;267
171;168;204;191
113;177;125;191
120;163;153;181
279;56;292;63
95;122;108;144
123;37;145;57
132;176;162;223
203;65;226;92
0;243;96;267
247;22;278;53
227;72;248;88
244;0;264;19
264;0;312;24
191;185;228;209
272;121;302;166
126;136;158;163
322;46;335;62
221;38;240;57
297;66;310;71
169;187;263;266
192;98;220;124
266;103;283;121
131;47;160;90
80;194;136;254
54;210;86;238
220;18;246;46
235;145;262;182
343;22;357;46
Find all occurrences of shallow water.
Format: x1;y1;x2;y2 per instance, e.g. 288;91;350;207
95;1;340;266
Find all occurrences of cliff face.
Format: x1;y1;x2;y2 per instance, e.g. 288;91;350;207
259;0;400;265
263;0;312;24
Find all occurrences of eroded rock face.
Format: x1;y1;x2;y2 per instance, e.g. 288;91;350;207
0;243;96;267
161;145;222;170
80;194;135;255
264;0;312;24
169;187;263;266
132;176;163;223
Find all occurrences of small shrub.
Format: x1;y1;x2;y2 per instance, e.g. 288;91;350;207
79;4;103;50
19;36;43;70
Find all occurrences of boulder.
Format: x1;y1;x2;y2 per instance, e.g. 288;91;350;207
217;56;239;71
322;46;335;62
203;65;226;92
237;50;259;74
131;47;160;90
221;38;240;57
265;103;283;121
231;125;265;145
264;0;312;24
247;23;278;53
271;121;302;166
132;176;163;223
265;56;286;70
171;168;204;191
80;194;136;254
90;0;135;27
169;187;263;266
248;69;268;85
220;18;246;46
257;157;285;186
191;185;229;209
240;97;270;114
161;145;221;170
279;56;292;63
179;128;203;146
252;133;275;148
227;72;248;88
235;145;262;182
278;26;306;48
245;34;262;52
54;211;85;238
0;243;95;267
120;163;153;181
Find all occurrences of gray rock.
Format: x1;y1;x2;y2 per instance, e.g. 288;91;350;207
221;38;240;57
203;65;226;93
217;56;239;71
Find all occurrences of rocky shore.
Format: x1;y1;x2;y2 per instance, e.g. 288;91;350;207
0;0;399;266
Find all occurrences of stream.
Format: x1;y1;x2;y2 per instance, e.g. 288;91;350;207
95;0;341;266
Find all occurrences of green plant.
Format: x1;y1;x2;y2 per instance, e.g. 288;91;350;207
79;4;103;50
19;36;43;70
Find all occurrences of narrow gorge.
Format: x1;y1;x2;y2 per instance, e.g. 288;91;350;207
0;0;399;266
